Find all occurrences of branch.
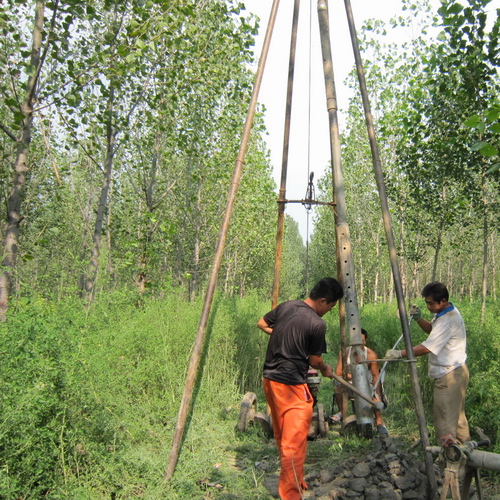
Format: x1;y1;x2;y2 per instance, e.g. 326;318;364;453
58;111;103;172
0;123;17;142
26;0;59;107
37;112;62;185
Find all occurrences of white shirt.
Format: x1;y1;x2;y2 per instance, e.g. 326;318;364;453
421;304;467;379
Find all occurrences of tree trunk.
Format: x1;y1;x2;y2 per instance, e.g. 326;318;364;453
410;260;418;304
136;131;160;295
373;222;381;303
85;86;116;302
191;235;200;302
398;215;406;300
358;253;364;308
491;232;497;301
0;1;45;320
78;159;95;295
431;185;447;282
224;256;232;295
458;248;465;300
388;269;394;303
480;166;488;325
106;178;116;287
190;184;202;302
431;218;444;283
469;253;474;302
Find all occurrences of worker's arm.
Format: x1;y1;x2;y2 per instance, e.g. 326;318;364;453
410;305;432;334
386;343;431;360
414;317;432;334
309;354;333;379
335;350;343;377
367;349;382;398
257;317;273;335
402;343;431;358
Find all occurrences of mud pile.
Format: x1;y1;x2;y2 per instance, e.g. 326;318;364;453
302;438;428;499
260;437;431;499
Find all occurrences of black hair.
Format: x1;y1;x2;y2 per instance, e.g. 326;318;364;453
421;281;449;302
309;277;344;304
361;328;368;339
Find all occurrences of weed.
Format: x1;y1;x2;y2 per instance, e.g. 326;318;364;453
0;293;498;497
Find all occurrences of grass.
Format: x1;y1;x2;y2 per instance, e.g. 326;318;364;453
0;291;498;498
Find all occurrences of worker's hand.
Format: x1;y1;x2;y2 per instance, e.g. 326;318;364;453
440;434;457;447
385;349;402;360
319;364;334;379
409;305;421;320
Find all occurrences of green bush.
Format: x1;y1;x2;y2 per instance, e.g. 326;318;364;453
0;293;498;497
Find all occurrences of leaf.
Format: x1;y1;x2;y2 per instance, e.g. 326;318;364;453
481;144;498;157
450;3;465;15
470;141;489;151
464;115;482;128
489;124;500;134
486;163;500;174
486;106;500;122
5;97;18;108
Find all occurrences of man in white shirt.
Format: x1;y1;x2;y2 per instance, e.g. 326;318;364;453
385;281;470;445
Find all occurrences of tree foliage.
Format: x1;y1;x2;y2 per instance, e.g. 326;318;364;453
310;0;500;304
0;0;284;307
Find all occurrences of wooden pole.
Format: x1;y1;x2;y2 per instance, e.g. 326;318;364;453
272;0;301;308
164;0;281;481
342;0;438;496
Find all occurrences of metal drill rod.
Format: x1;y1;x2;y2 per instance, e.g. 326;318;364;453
358;359;414;363
331;373;384;410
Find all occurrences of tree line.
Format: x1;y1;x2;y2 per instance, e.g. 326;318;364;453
0;0;498;319
310;0;499;319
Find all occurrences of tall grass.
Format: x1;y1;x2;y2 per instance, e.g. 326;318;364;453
0;291;498;498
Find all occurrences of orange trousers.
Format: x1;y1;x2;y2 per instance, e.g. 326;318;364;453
263;378;313;500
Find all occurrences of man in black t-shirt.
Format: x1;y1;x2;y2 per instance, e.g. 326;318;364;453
257;277;343;500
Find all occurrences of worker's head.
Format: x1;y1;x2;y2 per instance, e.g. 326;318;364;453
310;277;344;303
308;277;344;316
361;328;368;344
421;281;449;314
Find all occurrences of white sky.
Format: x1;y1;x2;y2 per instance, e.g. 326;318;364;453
242;0;498;240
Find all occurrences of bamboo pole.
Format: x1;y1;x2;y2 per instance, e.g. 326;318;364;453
342;0;437;496
164;0;281;481
272;0;301;309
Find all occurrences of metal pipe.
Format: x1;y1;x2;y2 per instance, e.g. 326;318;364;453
272;0;301;308
317;0;371;428
164;0;281;481
372;316;413;394
342;1;437;496
427;446;500;472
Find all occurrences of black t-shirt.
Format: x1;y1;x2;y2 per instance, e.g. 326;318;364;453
262;300;327;385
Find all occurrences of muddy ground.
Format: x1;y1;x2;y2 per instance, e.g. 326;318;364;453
255;434;495;499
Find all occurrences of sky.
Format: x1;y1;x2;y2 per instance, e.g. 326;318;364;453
241;0;498;241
